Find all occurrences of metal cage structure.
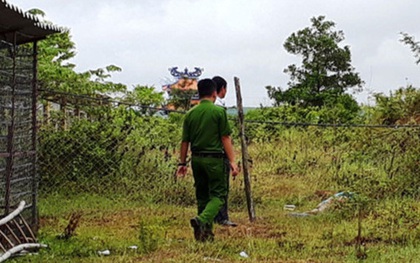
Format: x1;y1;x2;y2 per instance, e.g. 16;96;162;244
0;0;59;232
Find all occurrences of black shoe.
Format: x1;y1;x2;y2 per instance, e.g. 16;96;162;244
220;220;238;227
203;228;215;242
190;217;204;241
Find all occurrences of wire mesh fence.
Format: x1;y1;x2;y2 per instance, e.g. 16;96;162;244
35;94;420;207
36;100;196;205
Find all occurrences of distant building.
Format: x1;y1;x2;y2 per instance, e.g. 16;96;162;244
162;67;202;110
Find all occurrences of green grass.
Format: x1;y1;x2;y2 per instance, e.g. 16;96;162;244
12;128;420;262
10;178;420;262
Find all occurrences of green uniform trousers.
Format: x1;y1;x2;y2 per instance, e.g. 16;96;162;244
191;156;228;228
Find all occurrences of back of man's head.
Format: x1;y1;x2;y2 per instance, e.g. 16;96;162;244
198;78;216;98
212;76;227;94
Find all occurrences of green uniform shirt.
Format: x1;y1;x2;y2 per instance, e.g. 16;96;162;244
182;99;231;153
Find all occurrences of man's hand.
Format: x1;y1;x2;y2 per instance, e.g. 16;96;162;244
230;162;239;179
177;165;188;178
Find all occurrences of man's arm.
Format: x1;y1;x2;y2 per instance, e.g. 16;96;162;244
179;141;189;164
222;135;239;176
177;141;189;177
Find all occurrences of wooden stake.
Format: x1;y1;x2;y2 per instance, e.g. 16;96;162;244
234;77;256;222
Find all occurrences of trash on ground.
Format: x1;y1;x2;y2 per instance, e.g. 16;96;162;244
288;191;354;217
97;249;110;256
288;212;311;217
283;204;296;211
239;251;249;258
128;245;138;250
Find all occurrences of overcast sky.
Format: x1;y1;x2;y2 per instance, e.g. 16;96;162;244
10;0;420;107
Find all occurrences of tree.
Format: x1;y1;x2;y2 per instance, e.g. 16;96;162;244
400;32;420;65
167;89;197;111
268;16;363;107
35;27;126;95
373;85;420;125
28;9;127;126
123;85;164;114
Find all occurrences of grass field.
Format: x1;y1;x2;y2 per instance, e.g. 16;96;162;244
20;179;420;262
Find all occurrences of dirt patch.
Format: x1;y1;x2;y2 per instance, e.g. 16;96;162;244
216;217;284;239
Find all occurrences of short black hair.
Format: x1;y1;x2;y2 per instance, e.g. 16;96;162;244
197;78;216;98
212;76;227;94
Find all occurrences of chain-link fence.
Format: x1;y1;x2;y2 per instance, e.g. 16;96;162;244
35;93;420;207
244;121;420;200
36;99;196;205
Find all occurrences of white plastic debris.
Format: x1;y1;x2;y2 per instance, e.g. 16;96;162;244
97;249;110;256
128;245;138;250
239;251;249;258
0;244;47;262
283;204;296;211
289;191;355;217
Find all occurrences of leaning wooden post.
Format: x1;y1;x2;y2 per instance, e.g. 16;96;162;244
234;77;256;222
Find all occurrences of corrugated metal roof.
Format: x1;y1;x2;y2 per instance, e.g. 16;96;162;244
0;0;60;45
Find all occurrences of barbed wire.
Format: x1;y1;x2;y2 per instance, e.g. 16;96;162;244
38;88;187;114
38;88;420;129
243;119;420;128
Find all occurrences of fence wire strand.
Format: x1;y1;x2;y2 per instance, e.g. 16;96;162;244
38;88;420;128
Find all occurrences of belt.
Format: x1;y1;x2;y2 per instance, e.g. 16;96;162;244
192;152;226;158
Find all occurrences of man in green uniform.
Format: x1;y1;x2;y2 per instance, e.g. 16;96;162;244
212;75;238;227
177;78;238;242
